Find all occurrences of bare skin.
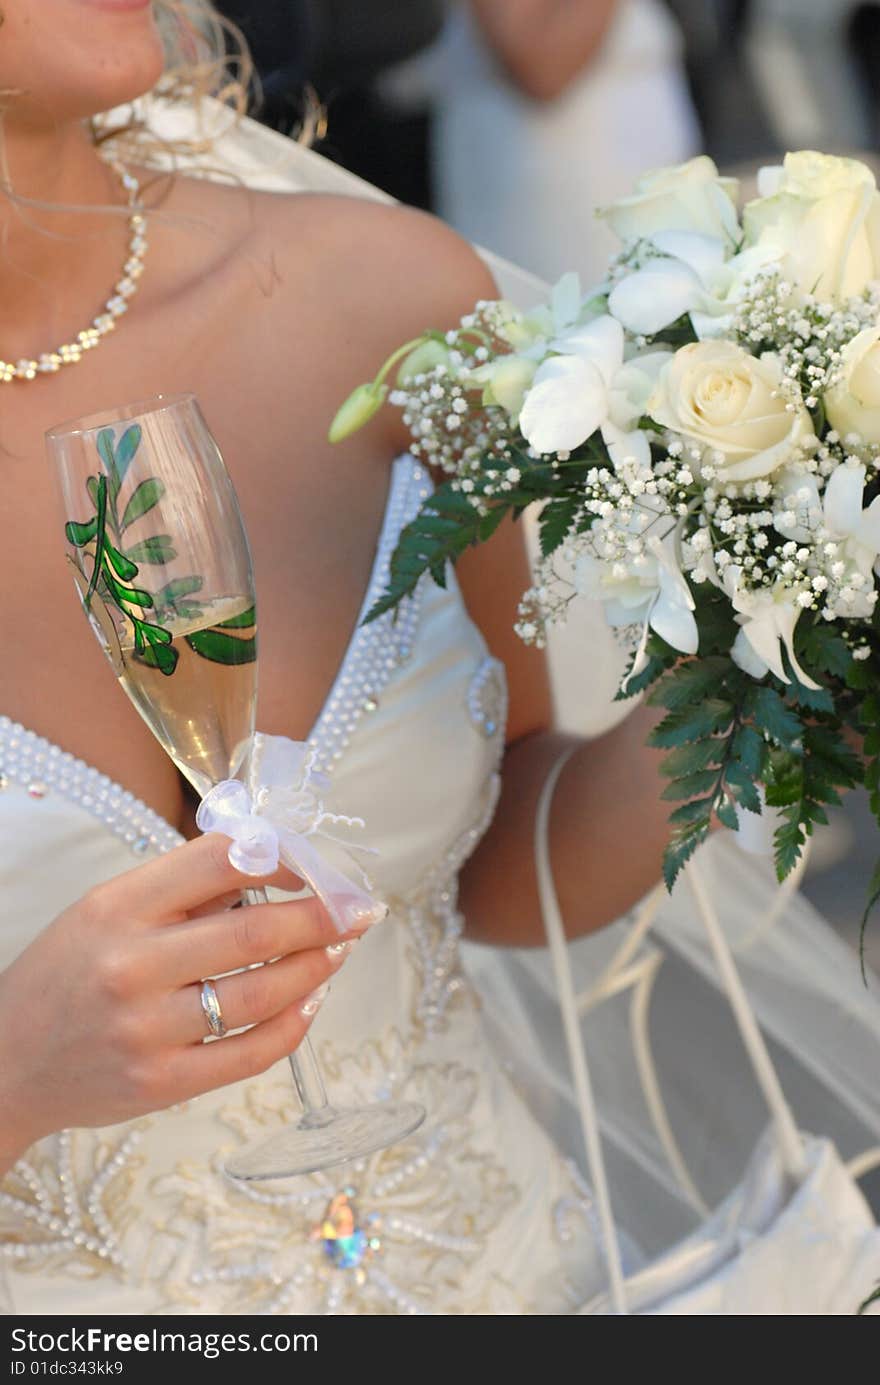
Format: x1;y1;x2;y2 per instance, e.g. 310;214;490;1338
0;0;672;1172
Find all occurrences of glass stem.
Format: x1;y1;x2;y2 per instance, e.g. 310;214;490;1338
243;887;335;1128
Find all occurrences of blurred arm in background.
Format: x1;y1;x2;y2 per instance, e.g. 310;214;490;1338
470;0;621;101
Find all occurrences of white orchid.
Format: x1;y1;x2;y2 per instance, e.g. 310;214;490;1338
608;230;778;340
518;313;670;465
725;567;820;688
576;530;698;683
817;463;880;617
473;273;605;420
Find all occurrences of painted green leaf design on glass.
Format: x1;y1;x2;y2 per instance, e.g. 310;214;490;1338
96;423;144;505
158;575;203;603
65;469;180;678
140;643;179;674
105;542;140;582
214;604;255;630
186;626;257;665
96;430;119;499
65;516;99;547
125;535;177;564
152;574;205;626
115;425;142;480
121;477;165;531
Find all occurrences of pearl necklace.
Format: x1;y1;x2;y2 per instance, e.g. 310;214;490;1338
0;159;147;384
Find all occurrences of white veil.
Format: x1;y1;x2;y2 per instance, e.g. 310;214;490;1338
137;97;880;1310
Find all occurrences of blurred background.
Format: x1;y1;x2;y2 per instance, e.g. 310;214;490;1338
213;0;880;974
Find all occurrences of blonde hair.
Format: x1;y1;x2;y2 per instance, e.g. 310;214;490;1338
94;0;255;165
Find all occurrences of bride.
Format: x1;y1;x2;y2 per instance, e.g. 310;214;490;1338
1;0;879;1316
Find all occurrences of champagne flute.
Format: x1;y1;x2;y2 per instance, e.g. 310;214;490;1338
47;394;424;1180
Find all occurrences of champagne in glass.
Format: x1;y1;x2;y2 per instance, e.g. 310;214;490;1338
48;394;424;1179
117;595;258;798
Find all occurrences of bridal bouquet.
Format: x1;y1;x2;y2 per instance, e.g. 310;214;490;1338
332;151;880;925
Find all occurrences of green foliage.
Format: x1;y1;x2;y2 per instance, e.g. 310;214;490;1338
799;621;854;680
365;483;500;622
615;635;677;700
745;685;804;744
537;495;582;558
648;656;733;711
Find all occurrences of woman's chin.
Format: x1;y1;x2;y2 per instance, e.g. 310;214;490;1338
0;1;166;131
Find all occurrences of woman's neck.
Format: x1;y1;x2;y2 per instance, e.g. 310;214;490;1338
0;120;132;362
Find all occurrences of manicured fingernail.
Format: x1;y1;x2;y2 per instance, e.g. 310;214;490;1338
326;939;356;964
300;982;330;1018
345;901;389;934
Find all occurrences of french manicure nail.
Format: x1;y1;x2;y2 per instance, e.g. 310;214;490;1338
300;982;330;1018
345;901;389;934
326;939;356;964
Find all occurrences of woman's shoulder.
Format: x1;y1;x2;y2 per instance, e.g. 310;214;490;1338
162;175;496;456
260;187;497;334
164;173;496;343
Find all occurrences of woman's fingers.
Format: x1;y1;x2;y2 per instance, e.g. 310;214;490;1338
169;940;356;1044
160;995;332;1104
90;833;305;925
186;889;245;921
145;894;364;987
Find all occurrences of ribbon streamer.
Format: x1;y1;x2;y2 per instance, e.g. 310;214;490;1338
196;734;381;934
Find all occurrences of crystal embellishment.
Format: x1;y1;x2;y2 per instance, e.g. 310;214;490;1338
310;1190;380;1275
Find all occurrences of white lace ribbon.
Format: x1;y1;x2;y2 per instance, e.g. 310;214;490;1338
196;734;380;934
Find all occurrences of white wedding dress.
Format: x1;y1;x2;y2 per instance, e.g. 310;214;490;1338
3;103;880;1317
0;454;613;1316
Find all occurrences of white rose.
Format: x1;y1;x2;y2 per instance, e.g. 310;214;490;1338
743;151;880;303
825;326;880;443
648;341;811;483
597;156;740;247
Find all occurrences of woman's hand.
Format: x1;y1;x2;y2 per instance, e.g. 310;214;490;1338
0;834;381;1173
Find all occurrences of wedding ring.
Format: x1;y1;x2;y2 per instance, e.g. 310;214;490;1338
199;979;227;1038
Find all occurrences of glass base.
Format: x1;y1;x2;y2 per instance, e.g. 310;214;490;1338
223;1101;427;1181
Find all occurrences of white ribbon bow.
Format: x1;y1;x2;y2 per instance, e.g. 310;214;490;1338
196;734;381;935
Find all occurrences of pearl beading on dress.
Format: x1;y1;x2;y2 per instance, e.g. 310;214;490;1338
0;1129;142;1269
467;656;509;740
307;458;432;775
0;717;182;858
